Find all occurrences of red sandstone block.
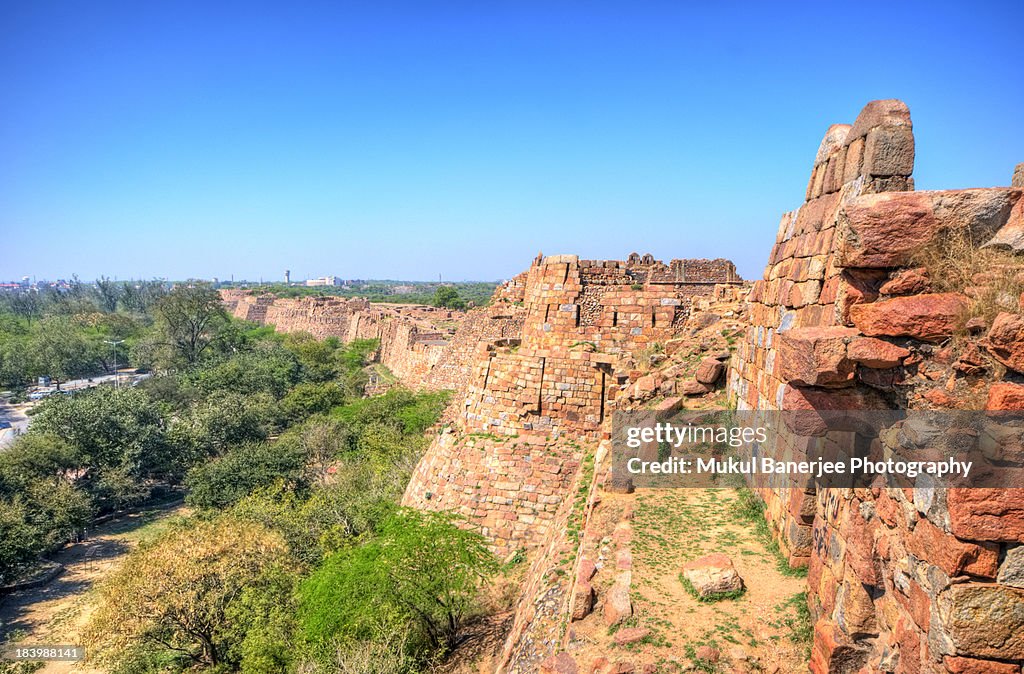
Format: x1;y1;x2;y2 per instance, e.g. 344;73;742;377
948;488;1024;543
850;293;969;343
895;618;923;674
986;382;1024;410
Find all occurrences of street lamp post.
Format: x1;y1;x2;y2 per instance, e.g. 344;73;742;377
104;339;125;389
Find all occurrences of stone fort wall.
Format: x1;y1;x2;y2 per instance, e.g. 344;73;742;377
403;253;742;553
728;99;1024;672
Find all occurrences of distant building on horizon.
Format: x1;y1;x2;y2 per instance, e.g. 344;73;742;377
305;275;341;287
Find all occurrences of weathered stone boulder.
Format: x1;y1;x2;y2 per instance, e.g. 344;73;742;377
778;326;859;387
938;583;1024;660
603;572;633;626
983;196;1024;252
985;312;1024;373
849;293;969;343
879;267;931;296
682;553;744;599
694;357;725;385
836;189;1020;268
678;379;713;396
571;580;595;621
694;645;721;664
847;336;910;369
540;652;579;674
986;382;1024;410
613;627;651;646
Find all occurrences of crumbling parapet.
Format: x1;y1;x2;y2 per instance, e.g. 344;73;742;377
728;99;1024;672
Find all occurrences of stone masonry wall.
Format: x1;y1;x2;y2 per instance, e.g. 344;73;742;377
728;99;1024;673
221;290;487;392
404;253;742;554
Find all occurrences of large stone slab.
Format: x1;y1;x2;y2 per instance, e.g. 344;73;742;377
836;189;1020;268
778;326;859;388
986;312;1024;373
682;553;744;599
938;583;1024;660
850;293;969;343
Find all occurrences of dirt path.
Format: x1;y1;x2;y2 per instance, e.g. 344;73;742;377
0;505;188;674
571;488;811;672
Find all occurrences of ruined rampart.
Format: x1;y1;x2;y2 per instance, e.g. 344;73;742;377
728;99;1024;673
404;254;742;553
220;290;485;391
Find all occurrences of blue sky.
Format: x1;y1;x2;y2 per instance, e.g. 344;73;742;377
2;1;1022;283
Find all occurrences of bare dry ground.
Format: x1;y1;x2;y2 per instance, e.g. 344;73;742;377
571;488;811;673
0;506;188;674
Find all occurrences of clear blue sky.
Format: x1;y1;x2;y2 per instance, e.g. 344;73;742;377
2;1;1022;283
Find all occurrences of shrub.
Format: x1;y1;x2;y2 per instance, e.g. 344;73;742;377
299;508;497;656
185;441;308;510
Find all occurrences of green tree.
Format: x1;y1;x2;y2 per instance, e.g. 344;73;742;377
31;316;95;386
299;508;497;655
94;276;122;313
169;390;276;461
283;332;339;382
0;498;40;584
29;387;170;503
188;346;301;399
153;283;228;367
432;285;466;310
185;441;308;510
280;382;345;422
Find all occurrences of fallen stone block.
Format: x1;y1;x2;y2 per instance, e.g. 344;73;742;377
694;357;725;385
985;312;1024;373
879;267;931;296
603;572;633;626
987;382;1024;410
540;652;579;674
694;645;721;664
682;553;744;599
612;627;651;646
678;379;713;396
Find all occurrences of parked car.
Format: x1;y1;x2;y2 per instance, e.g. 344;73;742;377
37;375;52;386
